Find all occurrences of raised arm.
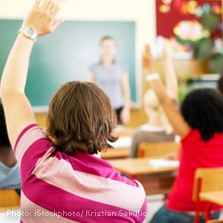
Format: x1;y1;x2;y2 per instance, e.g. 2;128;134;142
121;72;131;124
143;41;178;100
163;40;178;100
0;0;62;147
144;45;190;138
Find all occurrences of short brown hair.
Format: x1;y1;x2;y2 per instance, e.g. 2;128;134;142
47;81;117;154
100;35;115;44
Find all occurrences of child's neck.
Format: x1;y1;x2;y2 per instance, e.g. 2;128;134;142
0;148;16;167
101;56;114;66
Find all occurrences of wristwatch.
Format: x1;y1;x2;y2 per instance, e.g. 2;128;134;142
19;27;38;42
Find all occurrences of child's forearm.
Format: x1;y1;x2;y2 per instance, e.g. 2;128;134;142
1;34;34;96
162;41;178;100
148;76;190;137
164;55;178;100
122;74;131;108
148;76;169;104
0;0;62;146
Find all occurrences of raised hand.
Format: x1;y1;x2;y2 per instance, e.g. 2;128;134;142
143;44;155;74
163;39;174;61
23;0;63;36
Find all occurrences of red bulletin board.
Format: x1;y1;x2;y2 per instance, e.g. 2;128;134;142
156;0;222;38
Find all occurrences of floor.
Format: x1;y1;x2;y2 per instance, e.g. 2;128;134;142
0;196;163;223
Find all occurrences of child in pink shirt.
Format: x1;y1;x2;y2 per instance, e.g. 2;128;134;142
0;1;147;222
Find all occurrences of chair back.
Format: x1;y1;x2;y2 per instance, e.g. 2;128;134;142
138;142;179;158
0;189;20;212
193;168;223;202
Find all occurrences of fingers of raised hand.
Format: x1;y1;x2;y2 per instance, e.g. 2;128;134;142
49;3;60;18
34;0;60;17
33;0;41;8
38;0;50;10
49;18;64;32
46;0;61;17
27;0;63;35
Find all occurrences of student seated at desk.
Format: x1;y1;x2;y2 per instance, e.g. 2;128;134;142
147;53;223;222
130;90;175;157
130;41;176;157
0;1;147;222
0;102;20;191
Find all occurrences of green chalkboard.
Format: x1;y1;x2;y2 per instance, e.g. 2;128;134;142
0;19;137;107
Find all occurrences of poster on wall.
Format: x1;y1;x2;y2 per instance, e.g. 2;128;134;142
156;0;222;38
155;0;223;73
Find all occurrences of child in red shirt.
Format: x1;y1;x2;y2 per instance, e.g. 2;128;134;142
146;43;223;223
150;89;223;223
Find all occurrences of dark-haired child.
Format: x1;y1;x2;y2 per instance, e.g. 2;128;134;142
147;71;223;222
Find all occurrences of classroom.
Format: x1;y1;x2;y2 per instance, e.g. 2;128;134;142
0;0;223;223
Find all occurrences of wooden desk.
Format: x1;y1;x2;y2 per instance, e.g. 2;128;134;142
113;127;135;138
200;191;223;206
0;190;20;212
101;129;132;159
110;158;178;195
101;149;129;159
110;158;178;175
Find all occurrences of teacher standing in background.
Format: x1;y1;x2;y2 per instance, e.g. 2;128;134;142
89;36;131;125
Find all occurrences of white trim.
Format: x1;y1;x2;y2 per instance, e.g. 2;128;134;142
33;106;48;113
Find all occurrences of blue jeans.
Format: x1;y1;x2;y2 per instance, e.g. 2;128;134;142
150;206;220;223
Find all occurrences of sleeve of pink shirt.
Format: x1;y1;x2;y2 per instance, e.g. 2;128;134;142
13;124;52;167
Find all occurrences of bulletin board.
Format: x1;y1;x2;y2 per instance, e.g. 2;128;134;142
156;0;222;38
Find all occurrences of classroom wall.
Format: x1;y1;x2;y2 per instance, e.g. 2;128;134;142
0;0;156;46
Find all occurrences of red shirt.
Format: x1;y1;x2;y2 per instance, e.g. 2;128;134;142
167;130;223;212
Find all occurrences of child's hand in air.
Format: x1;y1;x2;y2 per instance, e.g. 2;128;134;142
23;0;63;36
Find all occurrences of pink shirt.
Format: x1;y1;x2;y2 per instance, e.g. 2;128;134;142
14;124;147;223
167;130;223;212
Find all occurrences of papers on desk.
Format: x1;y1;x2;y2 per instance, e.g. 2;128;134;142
139;124;165;132
112;126;133;138
110;137;132;149
148;159;180;169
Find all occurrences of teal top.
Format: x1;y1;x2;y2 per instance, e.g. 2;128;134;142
0;162;20;189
